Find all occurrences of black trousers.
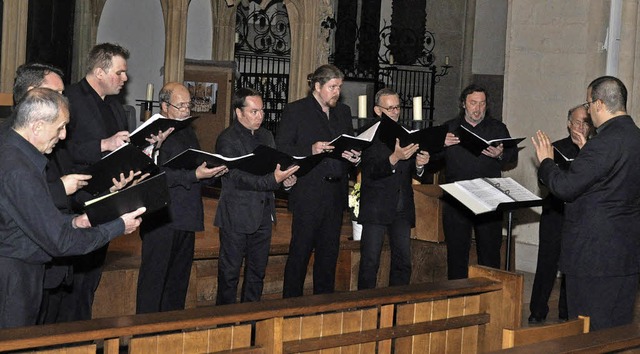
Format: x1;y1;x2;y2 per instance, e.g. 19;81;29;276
136;227;195;314
358;213;412;290
216;210;272;305
0;257;44;328
443;197;503;280
566;273;639;330
530;205;567;319
57;244;109;322
283;201;343;298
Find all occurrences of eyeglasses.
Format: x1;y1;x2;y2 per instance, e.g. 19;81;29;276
569;119;592;129
377;105;401;112
166;101;194;111
582;100;596;110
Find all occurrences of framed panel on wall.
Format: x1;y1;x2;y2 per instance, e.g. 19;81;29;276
184;59;236;151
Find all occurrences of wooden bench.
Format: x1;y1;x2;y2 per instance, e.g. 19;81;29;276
502;316;589;349
497;320;640;353
0;265;522;353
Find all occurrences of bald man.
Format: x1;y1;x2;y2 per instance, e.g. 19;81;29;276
136;82;227;314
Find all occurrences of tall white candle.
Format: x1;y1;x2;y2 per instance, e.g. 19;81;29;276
445;56;450;66
146;83;154;101
413;96;422;121
389;54;394;65
358;95;367;118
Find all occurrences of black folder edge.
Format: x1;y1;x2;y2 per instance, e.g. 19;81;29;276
162;148;252;171
83;144;158;196
129;116;198;148
84;172;170;225
378;115;448;153
456;125;524;156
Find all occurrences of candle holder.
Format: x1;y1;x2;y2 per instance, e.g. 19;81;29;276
434;64;452;83
136;99;159;122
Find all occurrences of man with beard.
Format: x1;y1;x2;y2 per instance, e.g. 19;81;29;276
277;64;361;297
433;84;518;280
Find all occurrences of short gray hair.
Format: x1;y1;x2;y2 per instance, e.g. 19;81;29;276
12;88;68;130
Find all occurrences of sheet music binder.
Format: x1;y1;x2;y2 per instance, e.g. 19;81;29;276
83;143;158;196
84;172;170;225
440;177;542;215
378;115;448;153
129;114;198;148
455;125;525;156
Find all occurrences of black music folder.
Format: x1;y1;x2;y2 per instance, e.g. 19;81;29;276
234;145;325;177
326;121;379;159
456;125;525;156
162;148;254;170
84;172;170;225
553;146;575;167
83;143;158;196
129;114;198;148
440;177;542;215
377;115;448;153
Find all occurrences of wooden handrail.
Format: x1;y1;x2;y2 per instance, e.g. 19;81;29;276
0;277;501;352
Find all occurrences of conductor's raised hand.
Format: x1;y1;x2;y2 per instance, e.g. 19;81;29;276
532;130;554;164
101;130;130;152
61;174;92;195
196;162;227;180
274;163;299;183
312;141;334;155
120;207;146;234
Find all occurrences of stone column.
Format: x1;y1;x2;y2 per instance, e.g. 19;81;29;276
161;0;189;83
211;0;236;61
71;0;106;82
1;0;28;92
618;0;639;119
284;0;333;101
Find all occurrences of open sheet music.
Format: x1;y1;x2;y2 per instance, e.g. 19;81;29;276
440;177;542;214
456;125;525;156
326;121;379;158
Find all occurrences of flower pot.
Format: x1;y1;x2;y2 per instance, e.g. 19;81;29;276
352;220;362;241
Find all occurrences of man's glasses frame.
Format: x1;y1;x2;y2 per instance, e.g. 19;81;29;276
165;101;194;111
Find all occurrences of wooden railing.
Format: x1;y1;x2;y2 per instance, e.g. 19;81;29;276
0;265;521;353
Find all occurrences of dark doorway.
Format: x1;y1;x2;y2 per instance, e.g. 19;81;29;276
26;0;75;84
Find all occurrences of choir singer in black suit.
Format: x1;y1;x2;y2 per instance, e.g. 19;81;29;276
277;64;361;297
533;76;640;330
357;88;430;289
528;104;591;324
0;88;144;328
136;82;227;313
215;88;298;304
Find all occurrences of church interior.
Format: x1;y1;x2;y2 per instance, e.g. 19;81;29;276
1;0;640;352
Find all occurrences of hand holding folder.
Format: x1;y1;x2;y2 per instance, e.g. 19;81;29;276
84;172;170;225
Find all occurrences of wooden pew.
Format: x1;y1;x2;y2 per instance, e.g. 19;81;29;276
0;265;521;353
497;321;640;353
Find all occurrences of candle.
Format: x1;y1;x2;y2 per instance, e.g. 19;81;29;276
235;33;240;44
358;95;367;118
445;56;450;66
413;96;422;121
146;83;154;101
389;54;394;65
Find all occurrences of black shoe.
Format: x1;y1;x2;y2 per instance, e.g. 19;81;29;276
559;314;569;322
528;314;546;324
